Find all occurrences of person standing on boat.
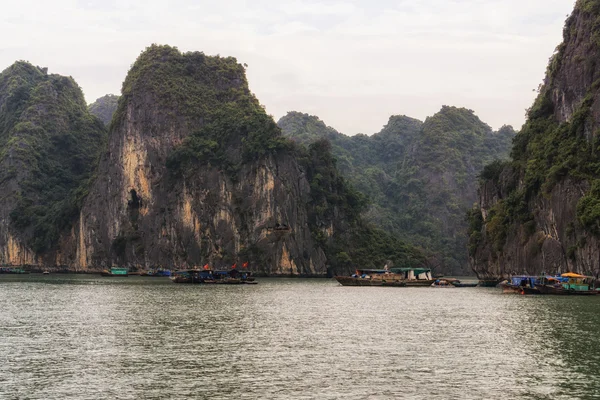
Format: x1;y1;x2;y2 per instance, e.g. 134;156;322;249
230;263;239;278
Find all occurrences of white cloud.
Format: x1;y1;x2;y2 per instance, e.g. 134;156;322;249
0;0;575;134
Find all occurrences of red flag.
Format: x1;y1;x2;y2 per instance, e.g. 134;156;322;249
203;264;209;270
232;263;237;269
242;262;249;268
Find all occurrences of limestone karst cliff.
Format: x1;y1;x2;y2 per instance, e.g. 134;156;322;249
0;61;107;266
279;108;514;274
0;45;424;275
469;0;600;278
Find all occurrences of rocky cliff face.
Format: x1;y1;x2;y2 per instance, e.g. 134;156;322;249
0;62;106;267
60;45;334;275
469;0;600;278
279;108;514;274
0;45;422;275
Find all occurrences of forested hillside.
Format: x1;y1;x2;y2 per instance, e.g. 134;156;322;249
0;46;425;275
469;0;600;278
0;61;107;262
88;94;119;126
280;108;514;274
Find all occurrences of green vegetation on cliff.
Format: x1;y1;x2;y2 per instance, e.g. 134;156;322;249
298;139;425;271
279;109;514;273
118;45;289;179
469;0;600;268
121;45;425;273
0;61;107;252
88;94;119;126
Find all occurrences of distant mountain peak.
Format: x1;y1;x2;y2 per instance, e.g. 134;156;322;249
88;94;120;126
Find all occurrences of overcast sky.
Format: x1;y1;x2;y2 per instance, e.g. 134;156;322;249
0;0;575;134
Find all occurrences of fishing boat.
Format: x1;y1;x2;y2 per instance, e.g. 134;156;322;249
478;279;502;287
432;278;455;287
500;276;541;294
100;267;129;277
389;267;435;286
334;267;433;287
535;273;598;295
171;266;255;284
0;267;30;274
142;269;172;277
432;278;478;287
335;269;404;286
451;280;479;288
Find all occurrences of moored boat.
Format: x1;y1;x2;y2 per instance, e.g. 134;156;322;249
0;267;30;274
335;267;434;287
500;275;541;295
171;265;255;284
390;268;435;286
432;278;456;287
101;267;129;277
334;269;400;286
432;278;478;288
535;273;598;295
142;269;172;277
478;279;502;287
451;281;478;288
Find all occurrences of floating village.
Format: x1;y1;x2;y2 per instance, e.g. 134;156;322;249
1;264;598;294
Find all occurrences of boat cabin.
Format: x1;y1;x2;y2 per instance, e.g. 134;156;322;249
510;276;541;288
560;273;593;291
389;268;433;281
110;268;128;275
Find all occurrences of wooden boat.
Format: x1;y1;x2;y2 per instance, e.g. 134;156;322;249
101;267;129;277
432;279;455;287
520;286;541;295
0;267;30;274
451;281;478;288
431;278;478;288
142;269;172;277
381;280;407;287
500;281;520;294
535;284;571;295
334;275;385;286
389;267;435;286
500;276;541;294
335;267;433;287
534;273;598;295
478;279;502;287
171;268;255;284
405;279;437;287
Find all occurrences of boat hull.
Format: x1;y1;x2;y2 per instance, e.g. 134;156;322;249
500;284;520;294
171;273;255;285
478;279;502;287
381;281;407;287
335;276;434;287
334;277;384;286
520;287;541;295
535;284;598;295
452;283;478;288
405;279;436;287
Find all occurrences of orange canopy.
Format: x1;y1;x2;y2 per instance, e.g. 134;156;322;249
561;272;586;278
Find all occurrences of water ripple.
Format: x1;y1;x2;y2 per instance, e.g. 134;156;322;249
1;276;600;399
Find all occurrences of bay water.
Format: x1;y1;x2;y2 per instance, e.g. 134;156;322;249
1;275;599;399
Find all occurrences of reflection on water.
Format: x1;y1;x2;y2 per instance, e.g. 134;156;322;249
1;275;600;399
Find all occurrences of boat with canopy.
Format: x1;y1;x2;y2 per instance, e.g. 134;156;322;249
334;267;434;287
535;272;598;295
